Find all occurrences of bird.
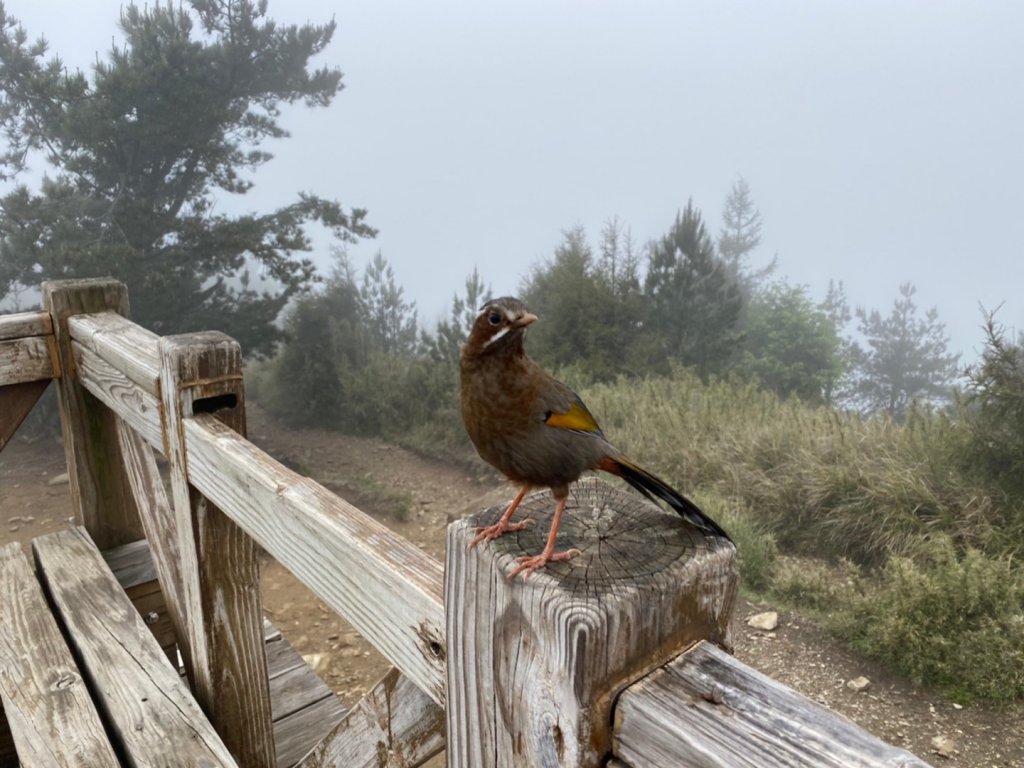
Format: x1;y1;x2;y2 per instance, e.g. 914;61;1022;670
459;296;731;579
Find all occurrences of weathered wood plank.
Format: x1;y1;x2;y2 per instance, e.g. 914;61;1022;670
159;332;275;768
0;311;51;341
183;413;447;705
67;311;160;396
72;342;163;448
0;542;119;767
98;539;342;767
445;480;738;768
0;380;50;454
275;696;348;768
32;527;238;767
297;666;444;768
103;538;160;589
613;640;932;768
264;630;346;767
116;417;191;670
0;337;55;386
42;279;142;548
64;304;446;705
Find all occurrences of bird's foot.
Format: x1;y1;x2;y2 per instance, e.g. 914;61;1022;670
467;518;536;549
507;547;582;581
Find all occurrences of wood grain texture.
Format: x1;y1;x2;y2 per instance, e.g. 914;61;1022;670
445;479;738;768
297;666;444;768
183;413;447;705
264;632;347;768
0;542;119;768
0;311;51;341
0;337;55;386
63;308;445;707
42;279;142;548
275;697;348;768
158;332;276;768
99;541;346;768
67;311;160;396
32;527;238;767
116;418;191;667
0;380;50;454
613;640;932;768
73;343;163;447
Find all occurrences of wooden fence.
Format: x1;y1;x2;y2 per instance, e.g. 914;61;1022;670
0;278;931;767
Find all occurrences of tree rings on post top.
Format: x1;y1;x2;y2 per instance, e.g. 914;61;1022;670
469;477;729;591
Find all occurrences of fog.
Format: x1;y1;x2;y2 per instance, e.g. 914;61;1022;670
10;0;1024;361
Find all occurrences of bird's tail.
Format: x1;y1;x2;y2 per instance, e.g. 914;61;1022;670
599;455;732;542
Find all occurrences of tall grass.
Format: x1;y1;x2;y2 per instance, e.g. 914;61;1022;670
581;368;1024;700
584;370;1022;564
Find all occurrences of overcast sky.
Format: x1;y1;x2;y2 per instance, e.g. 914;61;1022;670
7;1;1024;363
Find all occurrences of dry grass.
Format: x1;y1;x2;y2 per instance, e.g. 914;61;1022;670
581;369;1024;701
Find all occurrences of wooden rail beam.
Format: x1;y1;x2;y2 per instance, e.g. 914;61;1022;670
62;303;447;704
0;309;54;387
183;414;448;705
614;640;932;767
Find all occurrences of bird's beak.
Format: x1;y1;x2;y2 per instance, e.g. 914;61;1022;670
514;312;538;328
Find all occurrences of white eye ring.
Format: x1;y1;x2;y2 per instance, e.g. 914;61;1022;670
487;310;502;326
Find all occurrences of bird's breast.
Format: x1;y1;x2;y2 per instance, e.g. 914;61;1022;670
460;356;603;487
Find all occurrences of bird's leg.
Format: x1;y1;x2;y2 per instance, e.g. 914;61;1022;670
468;486;535;549
507;497;580;580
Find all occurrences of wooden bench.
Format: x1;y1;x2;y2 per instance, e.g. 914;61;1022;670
0;527;347;767
0;539;119;767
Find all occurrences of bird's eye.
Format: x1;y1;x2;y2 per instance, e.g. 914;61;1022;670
487;311;502;326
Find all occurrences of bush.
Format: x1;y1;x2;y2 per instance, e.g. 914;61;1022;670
770;557;857;612
842;536;1024;702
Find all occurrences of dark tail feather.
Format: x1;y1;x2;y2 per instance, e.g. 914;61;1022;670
600;456;732;542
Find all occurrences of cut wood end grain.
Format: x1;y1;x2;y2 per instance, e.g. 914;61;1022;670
463;477;734;589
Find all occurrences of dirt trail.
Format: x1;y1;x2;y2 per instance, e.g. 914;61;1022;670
1;409;1021;767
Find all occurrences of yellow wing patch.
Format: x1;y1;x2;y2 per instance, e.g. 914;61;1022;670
544;400;602;434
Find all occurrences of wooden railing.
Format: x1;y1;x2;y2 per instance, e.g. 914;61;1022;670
0;278;931;767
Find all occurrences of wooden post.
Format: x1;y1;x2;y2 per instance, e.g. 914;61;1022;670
445;478;738;768
42;279;142;548
158;331;275;768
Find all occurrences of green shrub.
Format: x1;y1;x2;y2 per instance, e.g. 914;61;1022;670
770;557;857;612
842;536;1024;702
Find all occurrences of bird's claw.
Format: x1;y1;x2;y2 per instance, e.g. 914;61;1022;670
467;518;536;550
507;547;582;581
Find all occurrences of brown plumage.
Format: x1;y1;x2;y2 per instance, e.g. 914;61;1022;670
460;296;730;579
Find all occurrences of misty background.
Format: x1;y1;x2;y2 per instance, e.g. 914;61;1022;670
8;0;1023;361
4;0;1024;710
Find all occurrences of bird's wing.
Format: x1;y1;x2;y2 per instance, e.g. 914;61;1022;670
540;381;605;437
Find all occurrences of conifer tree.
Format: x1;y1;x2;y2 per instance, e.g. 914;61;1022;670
0;0;373;355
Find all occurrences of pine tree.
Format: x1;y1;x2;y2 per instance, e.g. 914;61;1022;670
848;283;960;419
0;1;373;355
738;281;845;403
645;199;743;374
425;267;490;364
717;177;776;293
360;251;417;356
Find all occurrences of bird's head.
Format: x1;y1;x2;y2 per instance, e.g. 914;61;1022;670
463;296;538;358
